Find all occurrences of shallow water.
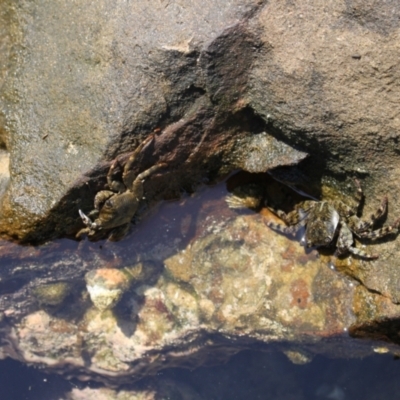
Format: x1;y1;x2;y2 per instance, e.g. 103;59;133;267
0;172;398;399
1;349;400;399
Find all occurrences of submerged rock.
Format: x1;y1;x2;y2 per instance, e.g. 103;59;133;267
32;282;71;306
0;177;399;386
2;187;399;382
67;379;204;400
85;269;131;312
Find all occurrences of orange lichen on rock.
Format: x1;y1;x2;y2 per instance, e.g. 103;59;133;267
290;279;310;310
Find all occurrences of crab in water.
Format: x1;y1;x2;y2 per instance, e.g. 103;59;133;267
77;135;166;241
228;179;399;259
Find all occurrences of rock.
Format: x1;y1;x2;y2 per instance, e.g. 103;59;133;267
231;132;308;173
2;0;398;252
85;269;131;312
0;1;399;305
0;150;9;199
0;0;311;243
247;0;400;181
67;379;204;400
32;281;71;306
0;2;12;150
245;0;400;304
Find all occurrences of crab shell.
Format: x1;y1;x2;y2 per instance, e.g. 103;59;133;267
91;191;140;231
303;202;340;247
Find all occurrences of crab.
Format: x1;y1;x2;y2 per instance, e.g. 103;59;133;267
265;179;400;259
76;135;166;241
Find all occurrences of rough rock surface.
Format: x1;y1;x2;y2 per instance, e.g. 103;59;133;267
246;0;400;305
0;0;306;243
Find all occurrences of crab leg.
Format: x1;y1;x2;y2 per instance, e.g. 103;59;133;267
265;200;314;236
123;135;156;188
130;163;167;193
267;201;315;225
79;209;93;227
357;217;400;240
368;196;388;225
266;216;308;236
335;223;378;259
107;160;125;193
348;196;388;234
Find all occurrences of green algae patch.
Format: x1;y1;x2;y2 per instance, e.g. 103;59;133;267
32;282;71;306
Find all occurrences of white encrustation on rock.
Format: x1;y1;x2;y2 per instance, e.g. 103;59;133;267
85;268;131;312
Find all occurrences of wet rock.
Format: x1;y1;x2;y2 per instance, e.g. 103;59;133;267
67;379;204;400
283;349;313;365
0;206;387;381
123;260;163;286
0;178;400;383
162;213;354;338
85;269;131;312
16;310;79;362
32;281;71;306
232;132;308;174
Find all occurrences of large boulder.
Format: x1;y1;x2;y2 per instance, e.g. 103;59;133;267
0;0;306;243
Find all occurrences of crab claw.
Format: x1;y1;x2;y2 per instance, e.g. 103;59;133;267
79;209;93;228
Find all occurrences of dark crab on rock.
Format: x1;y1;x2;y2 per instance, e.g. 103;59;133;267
228;179;400;259
267;179;400;259
77;135;166;241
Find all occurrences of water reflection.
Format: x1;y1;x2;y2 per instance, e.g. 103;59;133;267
0;178;238;316
0;172;398;399
1;349;400;399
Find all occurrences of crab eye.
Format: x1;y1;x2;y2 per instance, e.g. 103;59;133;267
104;199;113;208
